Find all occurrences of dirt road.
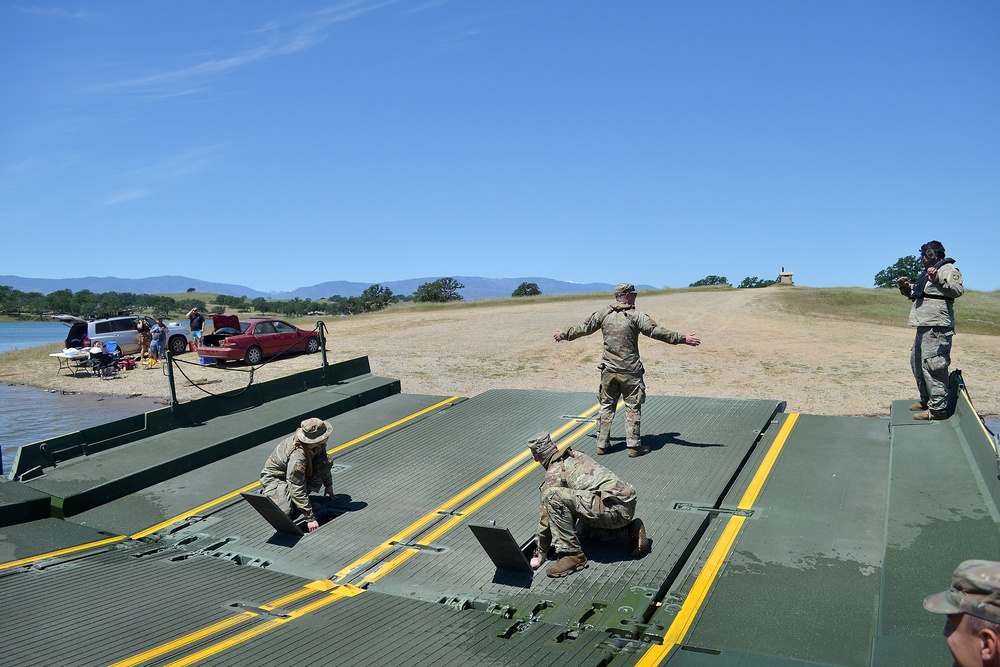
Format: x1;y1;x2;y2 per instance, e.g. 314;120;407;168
11;288;999;417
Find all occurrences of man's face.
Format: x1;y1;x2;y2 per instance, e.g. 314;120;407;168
619;292;636;305
944;613;984;667
922;253;936;269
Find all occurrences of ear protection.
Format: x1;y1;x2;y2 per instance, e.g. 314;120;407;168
921;242;944;262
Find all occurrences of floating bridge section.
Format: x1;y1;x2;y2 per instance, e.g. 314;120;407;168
1;360;998;666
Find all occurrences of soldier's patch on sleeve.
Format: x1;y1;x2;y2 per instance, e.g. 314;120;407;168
294;463;307;476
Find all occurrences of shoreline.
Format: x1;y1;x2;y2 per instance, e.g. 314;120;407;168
2;289;998;418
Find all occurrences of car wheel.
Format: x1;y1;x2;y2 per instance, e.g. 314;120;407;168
214;358;226;366
168;336;188;355
245;346;263;365
306;337;319;353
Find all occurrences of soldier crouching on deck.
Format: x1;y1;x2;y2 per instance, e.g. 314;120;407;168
260;417;335;533
528;432;651;578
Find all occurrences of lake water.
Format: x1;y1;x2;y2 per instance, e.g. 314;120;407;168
0;321;162;476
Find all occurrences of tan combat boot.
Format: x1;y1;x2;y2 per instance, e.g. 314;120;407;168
909;402;927;411
914;410;948;421
628;519;651;557
596;422;611;455
628;446;650;458
546;552;588;578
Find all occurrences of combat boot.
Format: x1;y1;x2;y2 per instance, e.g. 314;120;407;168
627;518;651;557
546;552;588;578
596;421;611;455
628;446;650;458
909;402;927;411
914;410;948;421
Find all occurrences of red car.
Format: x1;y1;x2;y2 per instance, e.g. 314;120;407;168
198;315;321;365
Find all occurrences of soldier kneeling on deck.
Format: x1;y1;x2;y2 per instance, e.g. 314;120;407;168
528;432;651;578
259;417;335;533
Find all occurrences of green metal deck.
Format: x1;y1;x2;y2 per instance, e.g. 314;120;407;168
1;362;997;666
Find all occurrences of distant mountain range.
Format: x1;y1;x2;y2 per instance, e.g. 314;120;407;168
0;275;657;301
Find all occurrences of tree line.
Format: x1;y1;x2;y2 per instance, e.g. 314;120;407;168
0;277;535;319
687;255;925;290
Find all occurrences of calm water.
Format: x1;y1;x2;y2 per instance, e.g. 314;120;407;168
0;320;68;354
0;321;162;475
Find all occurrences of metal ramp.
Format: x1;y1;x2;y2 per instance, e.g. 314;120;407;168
1;382;997;666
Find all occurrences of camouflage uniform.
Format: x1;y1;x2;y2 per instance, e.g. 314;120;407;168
923;559;1000;625
259;436;333;523
535;448;637;556
899;258;963;414
563;300;685;451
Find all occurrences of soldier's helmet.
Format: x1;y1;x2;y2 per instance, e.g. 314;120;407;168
614;283;637;298
923;560;1000;624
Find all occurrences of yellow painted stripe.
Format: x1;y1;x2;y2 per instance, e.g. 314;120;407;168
636;413;800;666
326;396;462;455
334;403;601;581
109;583;360;667
0;535;125;572
130;396;461;540
357;419;599;585
161;585;363;667
960;389;998;454
106;612;258;667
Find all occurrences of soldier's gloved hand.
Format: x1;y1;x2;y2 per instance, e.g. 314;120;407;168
530;553;544;570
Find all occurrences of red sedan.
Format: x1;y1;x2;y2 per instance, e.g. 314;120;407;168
198;315;321;365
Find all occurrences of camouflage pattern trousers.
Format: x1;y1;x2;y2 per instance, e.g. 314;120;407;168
598;369;646;448
910;326;953;413
542;486;636;555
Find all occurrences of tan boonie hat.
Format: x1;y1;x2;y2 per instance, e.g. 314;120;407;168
923;559;1000;624
527;432;558;458
296;417;333;444
615;283;637;298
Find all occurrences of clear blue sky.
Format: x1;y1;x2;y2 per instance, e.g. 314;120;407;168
2;1;997;292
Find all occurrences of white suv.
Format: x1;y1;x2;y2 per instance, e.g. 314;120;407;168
52;314;192;356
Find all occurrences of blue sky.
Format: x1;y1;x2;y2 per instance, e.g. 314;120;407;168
2;1;997;292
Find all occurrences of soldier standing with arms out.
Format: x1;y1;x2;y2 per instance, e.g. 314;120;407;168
897;241;964;421
554;283;700;457
260;417;335;533
527;432;650;578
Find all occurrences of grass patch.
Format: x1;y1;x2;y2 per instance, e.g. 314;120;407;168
774;287;1000;336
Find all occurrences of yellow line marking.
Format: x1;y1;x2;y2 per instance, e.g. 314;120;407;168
332;404;601;581
636;413;799;666
130;396;461;540
0;535;125;570
108;583;361;667
335;403;601;582
356;418;599;585
0;535;126;572
326;396;462;456
106;613;258;667
960;389;998;454
160;585;363;667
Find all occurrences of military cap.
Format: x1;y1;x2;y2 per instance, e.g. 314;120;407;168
923;559;1000;624
296;417;333;444
614;283;638;298
527;432;558;458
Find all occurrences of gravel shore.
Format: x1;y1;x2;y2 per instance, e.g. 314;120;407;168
4;288;998;418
